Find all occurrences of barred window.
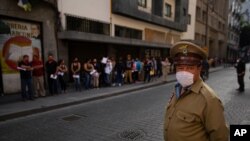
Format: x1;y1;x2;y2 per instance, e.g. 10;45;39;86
115;25;142;40
66;15;110;35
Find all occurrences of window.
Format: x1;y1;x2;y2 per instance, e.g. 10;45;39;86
165;3;172;17
202;35;206;45
202;10;206;22
66;15;110;35
138;0;147;8
115;25;142;40
183;8;187;16
188;14;191;25
196;7;201;20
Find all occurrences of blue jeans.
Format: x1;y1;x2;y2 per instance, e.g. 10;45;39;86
144;71;151;82
84;73;91;89
115;72;123;84
21;78;33;99
74;78;81;91
104;73;111;86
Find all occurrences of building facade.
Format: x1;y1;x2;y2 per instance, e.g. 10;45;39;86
227;0;242;60
0;0;58;94
57;0;189;67
182;0;229;59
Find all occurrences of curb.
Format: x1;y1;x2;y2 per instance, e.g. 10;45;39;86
0;67;224;122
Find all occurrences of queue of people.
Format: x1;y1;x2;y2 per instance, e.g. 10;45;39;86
69;54;173;90
17;53;174;101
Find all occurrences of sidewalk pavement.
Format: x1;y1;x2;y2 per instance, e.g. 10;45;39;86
0;66;225;121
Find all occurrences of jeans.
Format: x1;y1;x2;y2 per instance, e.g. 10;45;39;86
84;73;91;89
238;75;245;91
58;75;67;92
104;73;111;86
47;75;58;95
21;78;34;99
115;72;123;84
74;78;81;91
144;71;151;82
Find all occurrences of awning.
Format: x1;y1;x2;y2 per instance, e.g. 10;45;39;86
58;31;172;49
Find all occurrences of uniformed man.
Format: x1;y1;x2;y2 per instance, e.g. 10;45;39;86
164;41;228;141
234;57;246;92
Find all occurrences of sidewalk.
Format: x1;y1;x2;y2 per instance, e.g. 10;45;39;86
0;66;225;121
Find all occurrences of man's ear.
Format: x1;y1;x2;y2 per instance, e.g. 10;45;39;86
197;65;202;71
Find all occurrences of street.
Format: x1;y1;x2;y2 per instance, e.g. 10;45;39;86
0;66;250;141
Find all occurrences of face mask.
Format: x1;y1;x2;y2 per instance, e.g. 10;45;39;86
176;71;194;87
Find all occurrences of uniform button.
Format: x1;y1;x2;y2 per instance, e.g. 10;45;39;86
168;116;172;119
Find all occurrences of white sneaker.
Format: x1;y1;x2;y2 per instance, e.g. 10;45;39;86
118;83;122;87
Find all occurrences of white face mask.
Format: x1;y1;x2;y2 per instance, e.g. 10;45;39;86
176;71;194;87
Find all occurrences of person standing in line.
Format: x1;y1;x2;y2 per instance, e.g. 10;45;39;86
133;58;141;83
144;58;152;83
161;57;171;82
83;59;94;90
156;57;162;78
18;55;34;101
104;59;113;86
45;54;58;95
57;59;68;93
164;41;228;141
92;58;100;89
110;57;116;85
114;57;125;86
152;57;157;80
71;57;81;91
31;55;45;97
124;54;133;84
234;57;246;92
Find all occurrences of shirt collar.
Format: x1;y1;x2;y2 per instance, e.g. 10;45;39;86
190;77;203;94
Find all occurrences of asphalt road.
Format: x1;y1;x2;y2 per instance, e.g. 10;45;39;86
0;66;249;141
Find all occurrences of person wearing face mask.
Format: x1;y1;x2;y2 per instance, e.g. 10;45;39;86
164;41;228;141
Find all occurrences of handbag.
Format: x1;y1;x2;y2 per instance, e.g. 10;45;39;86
150;70;154;76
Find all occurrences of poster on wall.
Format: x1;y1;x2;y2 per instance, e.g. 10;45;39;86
0;19;42;94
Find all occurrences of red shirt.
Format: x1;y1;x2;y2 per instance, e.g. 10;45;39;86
32;60;44;77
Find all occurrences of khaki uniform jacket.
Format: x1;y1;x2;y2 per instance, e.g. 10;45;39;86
164;78;229;141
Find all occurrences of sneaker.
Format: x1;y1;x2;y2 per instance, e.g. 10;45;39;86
118;83;122;87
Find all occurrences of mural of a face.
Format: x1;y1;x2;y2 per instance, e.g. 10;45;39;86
2;36;39;70
31;24;40;38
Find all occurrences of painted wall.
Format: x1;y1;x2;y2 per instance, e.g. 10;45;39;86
58;0;111;30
